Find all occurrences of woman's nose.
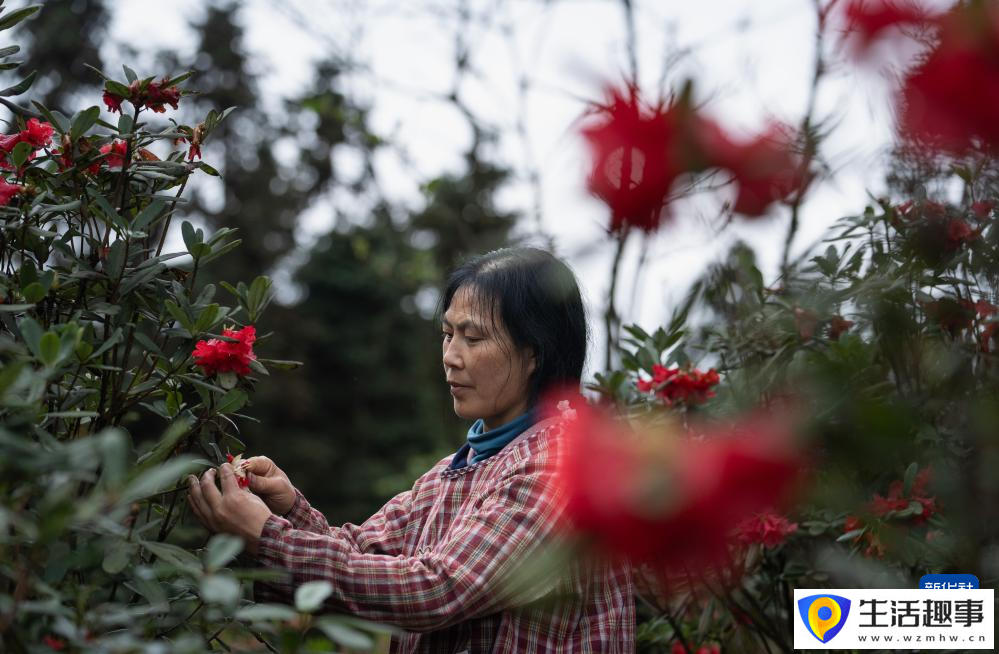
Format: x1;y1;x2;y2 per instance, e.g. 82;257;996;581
442;340;462;369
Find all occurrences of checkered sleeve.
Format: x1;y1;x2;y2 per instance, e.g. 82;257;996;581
281;488;414;556
255;457;564;632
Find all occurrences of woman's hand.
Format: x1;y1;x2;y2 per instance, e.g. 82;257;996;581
187;463;272;556
242;456;297;515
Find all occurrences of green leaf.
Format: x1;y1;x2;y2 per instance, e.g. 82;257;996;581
217;388;247;414
250;360;301;371
70;106;100;140
192;303;219;334
200;574;241;606
0;6;40;31
314;617;375;650
235;604;297;622
120;456;199;504
837;528;866;543
102;539;136;574
104;79;129;98
204;534;243;571
141;540;201;575
295;580;332;613
164;299;193;332
135;418;192;473
0;45;21;58
117;112;133;136
122;65;138;84
37;331;59;366
20;281;45;304
0;69;36;97
106;239;127;280
902;462;918;496
18;316;42;357
181;220;199;254
9;140;31;169
0;303;36;312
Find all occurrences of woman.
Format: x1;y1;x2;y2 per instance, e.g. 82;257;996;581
186;247;635;652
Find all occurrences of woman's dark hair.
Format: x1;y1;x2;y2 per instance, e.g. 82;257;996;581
440;247;588;404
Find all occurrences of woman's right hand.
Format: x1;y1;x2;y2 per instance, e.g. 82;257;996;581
243;456;297;515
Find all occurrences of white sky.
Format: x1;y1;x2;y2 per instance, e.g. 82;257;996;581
105;0;915;374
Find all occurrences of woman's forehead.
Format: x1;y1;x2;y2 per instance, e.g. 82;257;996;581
444;286;498;327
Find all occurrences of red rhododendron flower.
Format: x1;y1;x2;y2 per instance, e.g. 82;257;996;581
793;306;819;340
0;178;23;206
103;77;182;114
0;118;55;163
945;219;977;246
582;84;727;233
557;404;802;570
225;453;251;487
735;512;799;548
193;325;257;377
842;0;933;56
899;2;999;153
975;299;997;318
636;364;720;406
103;90;124;113
843;515;886;558
100;140;129;168
42;635;66;651
145;78;182;113
22;118;54;148
718;124;808;217
871;467;937;526
829;315;854;340
922;297;975;335
672;643;721;654
971;201;994;221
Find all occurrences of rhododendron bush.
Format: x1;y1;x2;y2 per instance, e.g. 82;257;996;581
568;0;999;651
0;4;383;652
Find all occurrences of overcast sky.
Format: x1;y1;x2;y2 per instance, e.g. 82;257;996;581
105;0;921;373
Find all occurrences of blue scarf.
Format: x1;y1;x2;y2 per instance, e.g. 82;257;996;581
449;410;535;469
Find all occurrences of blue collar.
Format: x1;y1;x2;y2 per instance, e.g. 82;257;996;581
448;410;535;470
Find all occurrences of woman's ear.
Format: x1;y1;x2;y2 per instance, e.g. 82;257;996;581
526;350;537;377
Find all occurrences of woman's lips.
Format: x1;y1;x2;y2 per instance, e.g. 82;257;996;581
449;382;470;396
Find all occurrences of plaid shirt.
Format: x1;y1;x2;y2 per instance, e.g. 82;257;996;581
255;417;635;653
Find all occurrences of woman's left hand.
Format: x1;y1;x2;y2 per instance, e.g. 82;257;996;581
187;463;272;556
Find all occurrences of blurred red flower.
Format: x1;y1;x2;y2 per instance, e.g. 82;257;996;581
922;297;975;335
843;515;886;558
193;325;257;377
42;635;66;651
899;2;999;153
945;219;977;247
829;315;854;340
842;0;933;56
582;84;727;233
718;124;808;217
636;364;720;406
971;201;994;221
672;643;721;654
100;140;129;168
0;179;22;206
557;405;802;570
735;512;799;548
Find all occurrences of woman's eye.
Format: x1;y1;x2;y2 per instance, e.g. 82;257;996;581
465;335;482;343
442;332;453;341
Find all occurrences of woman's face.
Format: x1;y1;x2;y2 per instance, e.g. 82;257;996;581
442;286;535;431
